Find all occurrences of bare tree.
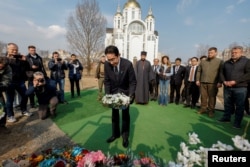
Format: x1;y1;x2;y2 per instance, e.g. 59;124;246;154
0;41;6;56
196;44;210;58
66;0;107;75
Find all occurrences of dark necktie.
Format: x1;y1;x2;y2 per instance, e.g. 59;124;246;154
114;66;119;75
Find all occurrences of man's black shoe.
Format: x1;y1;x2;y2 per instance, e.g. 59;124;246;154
191;104;196;109
183;104;190;108
175;101;179;105
106;136;119;143
218;118;230;123
122;138;129;148
169;101;173;103
233;125;241;129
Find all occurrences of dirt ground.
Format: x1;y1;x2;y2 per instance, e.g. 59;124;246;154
0;75;98;163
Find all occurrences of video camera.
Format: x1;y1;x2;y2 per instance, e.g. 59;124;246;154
72;60;77;64
13;54;22;59
38;78;45;83
57;58;62;61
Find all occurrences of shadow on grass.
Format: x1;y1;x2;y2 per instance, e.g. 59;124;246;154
69;106;143;155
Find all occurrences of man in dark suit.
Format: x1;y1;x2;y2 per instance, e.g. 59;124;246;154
104;45;137;148
170;58;186;104
150;58;160;101
183;57;200;109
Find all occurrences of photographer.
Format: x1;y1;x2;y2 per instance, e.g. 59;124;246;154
68;54;83;98
0;57;12;134
48;51;68;104
26;45;47;108
5;43;31;123
26;72;58;120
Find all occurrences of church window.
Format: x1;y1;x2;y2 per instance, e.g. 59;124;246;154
128;22;145;35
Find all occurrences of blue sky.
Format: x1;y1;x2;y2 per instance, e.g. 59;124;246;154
0;0;249;61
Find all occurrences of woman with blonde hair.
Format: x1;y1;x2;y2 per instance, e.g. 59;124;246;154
157;55;173;105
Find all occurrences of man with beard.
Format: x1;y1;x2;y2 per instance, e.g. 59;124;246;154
135;51;154;104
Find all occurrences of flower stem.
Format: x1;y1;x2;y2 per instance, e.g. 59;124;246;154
242;120;250;138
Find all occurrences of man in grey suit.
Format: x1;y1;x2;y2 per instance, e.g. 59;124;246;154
150;58;160;101
104;45;137;148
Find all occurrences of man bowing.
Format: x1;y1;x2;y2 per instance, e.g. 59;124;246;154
104;45;136;148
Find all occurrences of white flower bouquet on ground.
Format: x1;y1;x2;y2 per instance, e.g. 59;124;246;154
102;93;130;109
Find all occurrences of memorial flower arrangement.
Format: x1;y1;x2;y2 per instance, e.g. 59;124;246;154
102;93;130;109
168;127;250;167
3;121;249;167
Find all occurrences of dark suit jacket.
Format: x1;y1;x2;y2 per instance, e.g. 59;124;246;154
170;65;186;85
184;65;198;85
104;57;136;97
151;65;160;83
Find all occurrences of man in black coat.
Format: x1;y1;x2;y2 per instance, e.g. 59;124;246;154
183;57;200;109
104;45;136;148
170;58;186;104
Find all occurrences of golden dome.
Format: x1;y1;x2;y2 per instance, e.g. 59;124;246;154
115;12;122;17
124;0;141;9
146;15;154;19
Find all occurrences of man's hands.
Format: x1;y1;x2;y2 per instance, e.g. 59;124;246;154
196;81;200;86
223;81;236;87
129;95;135;104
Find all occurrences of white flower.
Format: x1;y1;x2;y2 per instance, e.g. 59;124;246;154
168;161;183;167
232;135;250;151
188;132;201;145
102;93;130;109
212;141;234;151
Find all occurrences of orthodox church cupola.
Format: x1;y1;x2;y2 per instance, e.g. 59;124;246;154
146;6;154;19
123;0;141;9
115;4;122;17
145;6;155;33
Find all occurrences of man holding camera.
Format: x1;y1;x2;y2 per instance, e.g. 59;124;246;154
48;51;68;104
5;43;32;123
26;45;47;108
26;72;58;120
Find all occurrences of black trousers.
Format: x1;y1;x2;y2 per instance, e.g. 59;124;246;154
170;84;182;102
185;82;200;105
112;106;130;139
69;75;80;97
149;80;159;100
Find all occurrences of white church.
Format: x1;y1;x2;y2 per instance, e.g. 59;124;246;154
105;0;159;63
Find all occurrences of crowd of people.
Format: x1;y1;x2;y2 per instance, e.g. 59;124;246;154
0;42;83;134
97;45;250;148
0;44;249;150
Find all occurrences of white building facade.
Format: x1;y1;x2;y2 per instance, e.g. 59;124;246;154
105;0;159;63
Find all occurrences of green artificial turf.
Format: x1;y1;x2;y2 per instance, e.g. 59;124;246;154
54;89;250;163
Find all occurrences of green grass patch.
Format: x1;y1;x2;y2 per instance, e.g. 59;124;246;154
54;89;250;163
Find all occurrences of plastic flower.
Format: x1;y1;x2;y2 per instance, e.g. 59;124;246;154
102;93;130;109
77;150;106;167
232;135;250;151
188;132;201;145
